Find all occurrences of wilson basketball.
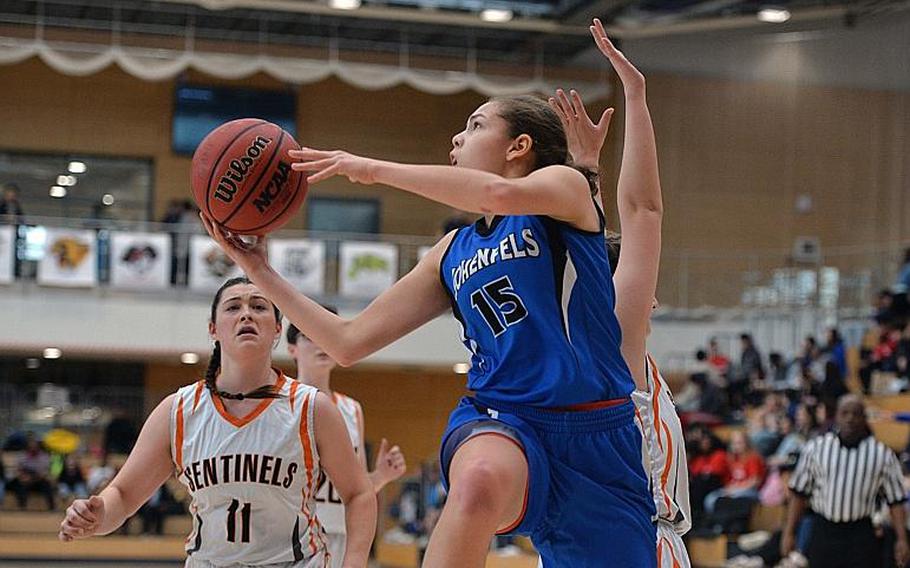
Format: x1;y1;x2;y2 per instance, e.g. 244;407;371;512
191;119;307;235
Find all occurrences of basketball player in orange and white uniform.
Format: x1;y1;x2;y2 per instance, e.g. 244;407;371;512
632;349;692;567
549;24;690;566
59;277;376;568
287;320;407;567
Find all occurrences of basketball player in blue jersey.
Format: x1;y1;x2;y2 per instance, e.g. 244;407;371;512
200;21;658;567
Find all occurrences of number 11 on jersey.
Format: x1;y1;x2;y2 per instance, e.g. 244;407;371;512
227;499;252;543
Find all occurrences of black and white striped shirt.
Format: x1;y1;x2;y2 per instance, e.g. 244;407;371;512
789;432;906;522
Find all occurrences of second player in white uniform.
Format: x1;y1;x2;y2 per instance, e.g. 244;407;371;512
632;355;692;568
549;24;689;566
60;278;377;568
287;322;407;568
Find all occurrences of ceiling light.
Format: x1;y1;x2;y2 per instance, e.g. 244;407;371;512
102;194;115;206
25;358;41;370
181;352;200;365
758;7;790;22
452;362;471;374
49;186;67;198
67;161;87;174
43;347;62;359
56;175;77;186
480;8;513;22
330;0;361;9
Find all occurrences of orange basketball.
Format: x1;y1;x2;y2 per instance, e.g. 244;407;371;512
191;119;307;235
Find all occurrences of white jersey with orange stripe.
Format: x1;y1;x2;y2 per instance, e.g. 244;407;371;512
315;392;364;536
169;375;328;567
631;355;692;536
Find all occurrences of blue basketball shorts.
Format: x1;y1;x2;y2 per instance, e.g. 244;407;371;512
440;396;657;568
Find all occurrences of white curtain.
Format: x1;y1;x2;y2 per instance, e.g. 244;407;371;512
0;36;610;99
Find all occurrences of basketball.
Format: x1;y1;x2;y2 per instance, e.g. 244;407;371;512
191;118;307;235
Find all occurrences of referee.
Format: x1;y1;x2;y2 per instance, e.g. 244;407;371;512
781;394;910;567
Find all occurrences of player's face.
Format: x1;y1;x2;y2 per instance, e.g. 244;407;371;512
290;335;337;372
210;284;281;353
449;102;514;174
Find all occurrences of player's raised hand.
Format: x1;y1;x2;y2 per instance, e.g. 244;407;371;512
59;495;105;542
289;148;379;185
590;18;646;98
199;212;270;275
548;88;614;170
373;438;407;485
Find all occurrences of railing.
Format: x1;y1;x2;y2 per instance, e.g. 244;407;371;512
1;214;908;314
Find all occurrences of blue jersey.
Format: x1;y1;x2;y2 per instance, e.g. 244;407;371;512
439;208;634;407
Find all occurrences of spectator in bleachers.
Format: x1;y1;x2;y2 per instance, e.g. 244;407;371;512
86;454;115;494
687;424;729;526
704;431;766;516
56;455;88;502
708;337;731;379
819;360;849;418
767;405;817;471
822;328;848;380
798;336;820;370
731;333;765;411
103;408;138;455
896;322;910;382
677;350;728;419
0;447;6;505
0;183;24;223
749;399;784;458
139;483;178;536
897;248;910;293
768;352;790;390
6;433;55;510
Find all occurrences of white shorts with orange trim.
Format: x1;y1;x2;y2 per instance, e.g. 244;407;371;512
656;520;690;568
324;532;346;568
184;552;328;568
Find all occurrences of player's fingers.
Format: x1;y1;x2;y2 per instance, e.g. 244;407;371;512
70;502;98;525
75;499;100;519
547;98;569;125
290;157;336;172
569;90;587;121
598;108;615;130
288;148;332;160
556;89;575;119
61;518;89;535
306;163;341;185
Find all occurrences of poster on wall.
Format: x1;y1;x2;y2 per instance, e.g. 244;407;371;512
339;241;398;299
109;232;171;290
268;239;326;296
37;228;97;287
0;225;13;284
189;235;243;291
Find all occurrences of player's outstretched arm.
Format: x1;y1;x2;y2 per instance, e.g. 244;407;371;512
201;212;453;367
288;151;598;230
314;392;377;568
592;19;663;389
60;394;175;541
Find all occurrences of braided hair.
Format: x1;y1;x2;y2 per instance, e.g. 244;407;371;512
206;276;284;400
